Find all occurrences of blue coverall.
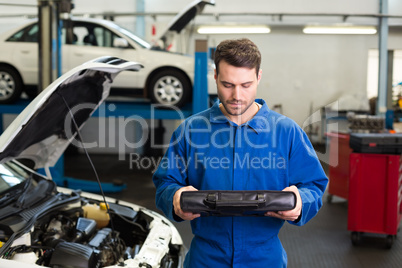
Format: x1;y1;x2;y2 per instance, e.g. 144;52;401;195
153;99;328;267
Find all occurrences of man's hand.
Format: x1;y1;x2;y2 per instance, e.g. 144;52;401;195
173;186;201;221
265;185;302;221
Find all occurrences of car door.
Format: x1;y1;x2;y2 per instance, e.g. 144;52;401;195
6;22;71;87
6;23;39;85
63;21;139;90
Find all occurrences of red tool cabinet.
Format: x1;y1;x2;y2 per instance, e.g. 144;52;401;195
327;133;353;201
347;153;402;248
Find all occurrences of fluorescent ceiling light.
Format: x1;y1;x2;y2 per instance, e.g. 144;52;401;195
303;26;377;35
197;25;270;34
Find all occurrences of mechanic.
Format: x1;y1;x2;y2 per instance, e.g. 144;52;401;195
153;38;328;267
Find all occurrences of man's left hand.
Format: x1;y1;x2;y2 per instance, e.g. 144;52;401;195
265;185;302;221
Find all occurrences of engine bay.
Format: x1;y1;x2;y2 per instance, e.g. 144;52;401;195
0;163;183;268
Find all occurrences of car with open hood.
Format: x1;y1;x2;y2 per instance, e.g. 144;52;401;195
0;0;215;107
0;57;186;268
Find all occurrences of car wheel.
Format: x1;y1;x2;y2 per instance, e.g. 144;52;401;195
148;70;191;107
0;66;23;104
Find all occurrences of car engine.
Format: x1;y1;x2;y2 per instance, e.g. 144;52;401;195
0;185;183;268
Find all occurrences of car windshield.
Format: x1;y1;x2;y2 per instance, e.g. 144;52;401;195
6;19;152;50
106;22;151;49
0;161;29;195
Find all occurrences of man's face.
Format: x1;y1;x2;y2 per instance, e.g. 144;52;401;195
215;60;261;118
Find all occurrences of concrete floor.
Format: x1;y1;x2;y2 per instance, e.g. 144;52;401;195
64;152;402;268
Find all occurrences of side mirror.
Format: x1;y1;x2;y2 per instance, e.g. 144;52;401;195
113;38;129;48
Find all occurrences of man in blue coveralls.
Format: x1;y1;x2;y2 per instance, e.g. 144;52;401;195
153;38;328;267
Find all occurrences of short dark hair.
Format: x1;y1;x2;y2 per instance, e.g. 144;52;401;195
214;38;261;77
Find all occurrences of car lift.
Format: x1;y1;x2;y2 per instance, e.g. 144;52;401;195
0;40;209;193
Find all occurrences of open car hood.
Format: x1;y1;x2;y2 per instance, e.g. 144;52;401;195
0;57;142;169
154;0;215;50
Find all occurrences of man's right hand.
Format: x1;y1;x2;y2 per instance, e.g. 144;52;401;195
173;186;201;221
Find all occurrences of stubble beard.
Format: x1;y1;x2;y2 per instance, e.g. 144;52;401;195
222;100;254;116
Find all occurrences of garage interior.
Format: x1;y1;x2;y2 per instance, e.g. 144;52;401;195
1;0;402;267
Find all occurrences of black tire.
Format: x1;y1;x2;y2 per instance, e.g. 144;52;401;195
0;66;23;104
148;70;191;108
385;235;394;249
351;232;360;246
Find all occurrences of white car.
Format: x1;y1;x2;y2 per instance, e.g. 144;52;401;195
0;57;186;268
0;0;215;107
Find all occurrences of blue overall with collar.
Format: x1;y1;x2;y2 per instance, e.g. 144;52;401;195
153;99;328;267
